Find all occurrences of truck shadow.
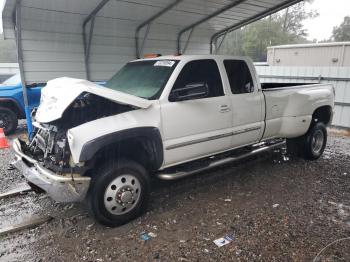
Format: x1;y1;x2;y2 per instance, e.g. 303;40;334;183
148;148;301;212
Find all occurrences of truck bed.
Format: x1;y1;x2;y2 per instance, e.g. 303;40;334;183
261;82;315;89
261;83;334;140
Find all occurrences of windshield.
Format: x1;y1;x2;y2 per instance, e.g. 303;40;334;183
1;74;21;86
105;60;178;99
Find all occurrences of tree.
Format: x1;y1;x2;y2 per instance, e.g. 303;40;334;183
278;2;318;38
332;16;350;41
218;1;318;61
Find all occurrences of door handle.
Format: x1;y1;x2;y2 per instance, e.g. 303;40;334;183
220;104;231;113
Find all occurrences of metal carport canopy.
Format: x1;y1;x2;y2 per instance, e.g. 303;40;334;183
2;0;304;84
1;0;304;136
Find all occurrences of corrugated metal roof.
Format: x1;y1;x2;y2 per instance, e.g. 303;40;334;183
3;0;299;32
1;0;304;83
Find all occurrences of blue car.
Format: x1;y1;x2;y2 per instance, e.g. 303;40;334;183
0;74;43;135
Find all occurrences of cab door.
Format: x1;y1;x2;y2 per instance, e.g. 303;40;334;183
160;59;233;167
222;59;265;147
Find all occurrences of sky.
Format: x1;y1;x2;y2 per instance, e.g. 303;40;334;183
0;0;349;40
303;0;350;41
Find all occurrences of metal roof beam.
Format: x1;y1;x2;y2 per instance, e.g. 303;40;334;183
176;0;248;54
135;0;183;58
83;0;111;29
210;0;304;54
82;0;110;80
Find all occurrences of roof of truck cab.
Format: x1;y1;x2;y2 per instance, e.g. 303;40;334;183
135;54;254;62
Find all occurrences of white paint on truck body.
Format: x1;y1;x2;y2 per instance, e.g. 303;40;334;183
35;55;334;169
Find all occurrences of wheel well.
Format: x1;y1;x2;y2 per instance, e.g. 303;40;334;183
312;106;332;125
93;136;163;172
0;99;23;118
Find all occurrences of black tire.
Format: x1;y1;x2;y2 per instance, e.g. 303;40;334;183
286;122;327;160
303;122;327;160
0;107;18;135
86;159;150;227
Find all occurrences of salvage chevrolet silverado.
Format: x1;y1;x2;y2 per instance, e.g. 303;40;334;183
12;55;335;226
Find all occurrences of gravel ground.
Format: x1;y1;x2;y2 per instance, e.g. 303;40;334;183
0;127;349;262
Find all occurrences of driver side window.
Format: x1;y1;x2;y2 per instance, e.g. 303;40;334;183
169;59;224;102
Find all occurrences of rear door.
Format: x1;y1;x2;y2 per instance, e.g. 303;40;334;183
222;59;265;147
161;59;233;167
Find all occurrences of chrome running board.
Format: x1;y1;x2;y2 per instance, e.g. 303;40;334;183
157;141;285;181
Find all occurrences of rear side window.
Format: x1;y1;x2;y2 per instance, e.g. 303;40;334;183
224;60;254;94
171;59;224;99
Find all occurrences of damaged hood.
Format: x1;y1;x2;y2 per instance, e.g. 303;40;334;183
35;77;152;123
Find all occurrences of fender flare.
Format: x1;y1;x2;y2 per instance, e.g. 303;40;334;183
0;98;24;118
79;127;164;169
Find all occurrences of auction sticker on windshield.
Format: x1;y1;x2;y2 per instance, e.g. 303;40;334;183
154;60;175;67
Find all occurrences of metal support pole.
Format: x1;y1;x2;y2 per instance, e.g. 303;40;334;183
84;17;96;81
135;0;183;58
14;0;33;138
82;0;110;80
215;30;229;54
210;0;304;54
139;23;151;57
181;28;194;54
177;0;248;54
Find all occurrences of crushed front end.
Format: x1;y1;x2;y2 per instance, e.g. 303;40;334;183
12;137;91;202
11;78;139;202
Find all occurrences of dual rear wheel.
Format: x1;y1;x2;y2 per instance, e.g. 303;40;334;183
287;122;327;160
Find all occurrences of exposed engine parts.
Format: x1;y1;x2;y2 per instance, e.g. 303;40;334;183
23;92;135;173
49;92;135;129
28;125;71;171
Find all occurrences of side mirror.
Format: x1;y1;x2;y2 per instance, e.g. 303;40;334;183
170;82;209;102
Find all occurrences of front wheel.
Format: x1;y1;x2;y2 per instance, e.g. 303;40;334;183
86;159;150;227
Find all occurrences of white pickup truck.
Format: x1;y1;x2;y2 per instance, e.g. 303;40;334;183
13;55;334;226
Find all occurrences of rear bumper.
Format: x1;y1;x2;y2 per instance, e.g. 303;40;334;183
12;139;90;202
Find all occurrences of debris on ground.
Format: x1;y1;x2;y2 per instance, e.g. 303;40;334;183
86;223;94;231
148;232;157;238
213;233;235;247
0;216;53;236
140;232;157;241
7;164;15;171
272;204;280;208
0;184;32;200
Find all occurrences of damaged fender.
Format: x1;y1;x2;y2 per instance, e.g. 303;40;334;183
79;127;163;167
66;102;163;166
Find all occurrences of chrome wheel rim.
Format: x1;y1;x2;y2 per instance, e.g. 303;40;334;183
311;130;324;154
104;174;141;215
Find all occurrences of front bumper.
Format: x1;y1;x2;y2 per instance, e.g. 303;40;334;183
12;139;91;202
